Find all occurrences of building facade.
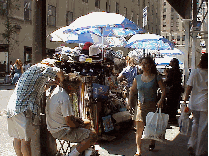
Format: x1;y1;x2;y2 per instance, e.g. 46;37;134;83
160;0;185;45
0;0;162;68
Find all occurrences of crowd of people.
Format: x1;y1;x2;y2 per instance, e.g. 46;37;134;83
6;52;208;156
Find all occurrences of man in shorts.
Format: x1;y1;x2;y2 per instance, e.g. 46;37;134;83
46;73;97;156
7;59;64;156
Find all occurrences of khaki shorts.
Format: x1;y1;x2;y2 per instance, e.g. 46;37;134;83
52;128;91;143
7;112;34;141
133;101;156;125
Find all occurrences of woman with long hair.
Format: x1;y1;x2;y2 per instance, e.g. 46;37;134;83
11;59;24;85
129;56;166;156
183;53;208;156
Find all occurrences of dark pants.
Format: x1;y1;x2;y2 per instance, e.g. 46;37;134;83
166;89;182;121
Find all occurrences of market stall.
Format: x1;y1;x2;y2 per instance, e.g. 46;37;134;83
54;45;132;140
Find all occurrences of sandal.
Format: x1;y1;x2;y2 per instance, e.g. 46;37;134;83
149;144;155;151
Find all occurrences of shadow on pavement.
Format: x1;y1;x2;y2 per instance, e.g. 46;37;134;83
0;84;15;90
97;119;193;156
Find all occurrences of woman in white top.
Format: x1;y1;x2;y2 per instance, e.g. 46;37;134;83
183;53;208;156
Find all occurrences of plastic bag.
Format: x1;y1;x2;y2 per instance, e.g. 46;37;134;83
144;108;169;142
178;103;190;135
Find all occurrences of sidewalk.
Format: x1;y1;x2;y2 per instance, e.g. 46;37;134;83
0;84;193;156
95;120;192;156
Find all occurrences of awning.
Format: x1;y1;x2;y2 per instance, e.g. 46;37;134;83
166;0;191;19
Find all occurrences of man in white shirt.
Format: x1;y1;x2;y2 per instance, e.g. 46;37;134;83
46;74;97;156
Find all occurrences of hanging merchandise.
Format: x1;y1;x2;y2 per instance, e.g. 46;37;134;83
144;108;169;142
102;115;114;132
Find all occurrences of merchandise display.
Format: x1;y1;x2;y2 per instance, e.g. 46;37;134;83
53;45;132;139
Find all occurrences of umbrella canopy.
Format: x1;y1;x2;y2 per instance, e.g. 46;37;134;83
159;48;184;56
64;12;145;37
125;34;175;50
155;56;183;66
50;27;109;44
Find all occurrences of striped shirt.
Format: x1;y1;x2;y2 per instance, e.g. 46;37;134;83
7;63;60;119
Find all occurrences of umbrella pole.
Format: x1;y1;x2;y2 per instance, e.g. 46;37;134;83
101;27;104;61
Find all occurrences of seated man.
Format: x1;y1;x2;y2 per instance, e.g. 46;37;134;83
46;74;97;156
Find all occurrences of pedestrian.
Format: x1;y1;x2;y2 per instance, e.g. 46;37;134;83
11;59;24;85
164;58;183;124
129;56;166;156
117;56;141;88
46;74;97;156
9;61;13;73
23;61;31;72
7;59;64;156
183;53;208;156
117;56;141;112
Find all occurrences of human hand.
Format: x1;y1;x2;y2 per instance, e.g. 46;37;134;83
75;117;84;126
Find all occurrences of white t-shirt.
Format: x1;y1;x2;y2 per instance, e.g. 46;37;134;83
46;86;74;134
187;68;208;111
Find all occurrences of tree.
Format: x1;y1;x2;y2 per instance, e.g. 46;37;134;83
0;0;20;72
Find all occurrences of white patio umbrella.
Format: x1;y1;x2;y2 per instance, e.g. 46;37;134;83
50;12;145;59
159;48;184;56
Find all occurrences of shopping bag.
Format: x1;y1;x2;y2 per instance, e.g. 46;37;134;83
178;103;190;135
143;108;169;142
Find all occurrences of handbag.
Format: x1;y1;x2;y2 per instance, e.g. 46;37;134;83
143;108;169;142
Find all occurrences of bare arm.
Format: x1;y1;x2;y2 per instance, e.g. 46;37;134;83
157;79;166;108
117;74;125;82
183;85;193;103
65;115;84;128
21;66;24;74
56;70;64;83
128;78;138;108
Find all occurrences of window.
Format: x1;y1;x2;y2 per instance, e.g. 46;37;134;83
176;21;179;27
82;0;88;2
171;15;174;20
124;7;127;17
138;0;140;6
172;35;174;40
176;14;179;19
163;24;166;27
106;0;110;13
143;0;145;8
164;2;166;6
182;35;185;41
171;8;174;12
171;22;173;27
163;8;166;12
166;36;169;39
95;0;100;8
24;0;32;21
177;35;180;41
137;14;139;25
163;15;166;20
0;0;6;16
66;11;73;25
131;11;133;21
47;5;56;26
116;2;119;14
